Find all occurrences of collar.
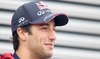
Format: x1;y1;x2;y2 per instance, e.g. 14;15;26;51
13;52;20;59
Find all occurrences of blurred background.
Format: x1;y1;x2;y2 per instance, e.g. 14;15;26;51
0;0;100;59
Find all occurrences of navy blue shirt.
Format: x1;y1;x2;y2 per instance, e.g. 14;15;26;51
13;52;20;59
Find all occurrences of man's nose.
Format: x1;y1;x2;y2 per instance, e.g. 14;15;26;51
48;30;56;41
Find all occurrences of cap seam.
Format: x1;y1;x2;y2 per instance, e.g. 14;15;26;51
23;3;32;22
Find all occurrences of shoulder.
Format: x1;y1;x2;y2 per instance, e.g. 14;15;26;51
0;53;14;59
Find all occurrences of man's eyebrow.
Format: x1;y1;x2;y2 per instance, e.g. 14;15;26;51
40;23;49;26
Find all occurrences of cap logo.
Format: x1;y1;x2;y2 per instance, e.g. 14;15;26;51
37;9;51;16
36;1;48;10
18;17;28;27
18;17;25;23
43;14;55;23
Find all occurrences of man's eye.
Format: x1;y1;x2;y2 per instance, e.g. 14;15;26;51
41;27;48;30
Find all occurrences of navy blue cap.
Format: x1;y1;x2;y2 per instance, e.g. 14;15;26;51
11;1;69;33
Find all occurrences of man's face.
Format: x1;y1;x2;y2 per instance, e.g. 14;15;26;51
27;20;56;58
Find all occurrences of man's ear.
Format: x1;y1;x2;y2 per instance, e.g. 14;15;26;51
17;28;28;41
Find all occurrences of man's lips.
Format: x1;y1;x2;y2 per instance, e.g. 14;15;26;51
44;43;54;49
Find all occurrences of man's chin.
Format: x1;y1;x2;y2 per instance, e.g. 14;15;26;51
43;45;53;58
45;51;53;58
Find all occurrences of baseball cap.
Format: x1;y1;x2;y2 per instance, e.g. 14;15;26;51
11;1;69;33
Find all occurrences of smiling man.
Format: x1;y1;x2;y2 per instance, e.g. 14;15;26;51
10;1;68;59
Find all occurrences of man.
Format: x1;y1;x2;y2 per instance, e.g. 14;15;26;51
0;1;68;59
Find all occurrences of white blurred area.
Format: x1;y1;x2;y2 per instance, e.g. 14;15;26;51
0;0;100;59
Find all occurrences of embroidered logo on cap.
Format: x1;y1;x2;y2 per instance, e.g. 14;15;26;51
43;14;55;23
18;17;25;23
37;9;51;16
36;1;48;10
18;17;28;27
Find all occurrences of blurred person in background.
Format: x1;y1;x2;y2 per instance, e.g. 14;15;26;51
0;1;68;59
